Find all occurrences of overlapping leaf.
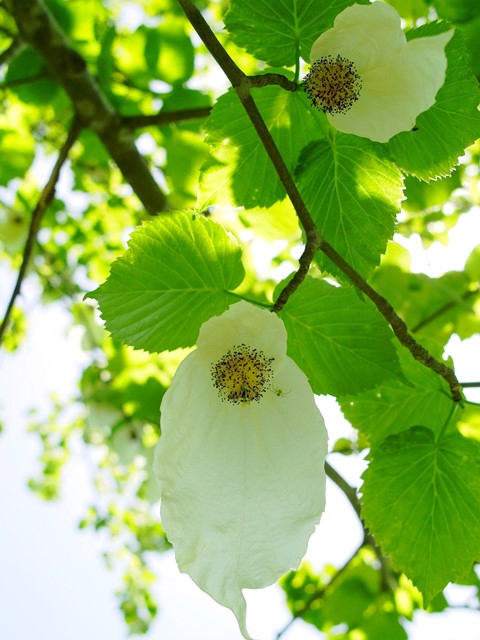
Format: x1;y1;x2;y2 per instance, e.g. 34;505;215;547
87;212;245;352
387;24;480;179
296;135;403;280
362;426;480;602
199;85;327;209
340;344;453;446
224;0;368;67
278;277;402;396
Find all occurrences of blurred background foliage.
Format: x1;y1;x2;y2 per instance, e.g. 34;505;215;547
0;0;479;636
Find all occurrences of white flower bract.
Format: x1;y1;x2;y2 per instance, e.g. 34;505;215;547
154;301;328;639
305;2;454;142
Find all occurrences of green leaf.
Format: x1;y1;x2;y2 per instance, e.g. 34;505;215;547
154;17;195;85
87;212;245;352
5;46;60;105
0;128;35;186
296;135;403;280
278;277;402;396
431;0;480;23
224;0;369;67
340;344;453;446
462;15;480;77
402;169;462;213
164;129;210;208
387;24;480;180
362;426;480;603
371;264;480;344
199;85;327;209
384;0;429;20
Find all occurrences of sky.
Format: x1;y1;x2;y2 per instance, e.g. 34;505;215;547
1;206;480;640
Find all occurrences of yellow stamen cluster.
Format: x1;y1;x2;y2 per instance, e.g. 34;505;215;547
304;54;362;114
212;344;274;404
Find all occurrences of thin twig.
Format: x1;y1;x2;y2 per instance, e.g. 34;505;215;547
275;463;393;638
325;461;361;518
176;0;462;403
0;118;82;346
122;107;212;129
275;541;363;639
412;286;479;333
248;73;297;91
460;382;480;388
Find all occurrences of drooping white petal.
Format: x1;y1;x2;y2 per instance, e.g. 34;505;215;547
327;28;454;142
154;303;328;639
308;2;454;142
398;30;454;118
310;2;405;72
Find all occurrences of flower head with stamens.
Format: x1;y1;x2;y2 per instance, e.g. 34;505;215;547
304;2;454;142
154;301;328;640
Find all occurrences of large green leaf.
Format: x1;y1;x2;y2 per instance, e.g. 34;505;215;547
278;277;402;396
362;426;480;603
224;0;368;67
387;24;480;179
199;85;327;210
87;212;245;352
431;0;480;23
296;135;403;280
340;344;453;446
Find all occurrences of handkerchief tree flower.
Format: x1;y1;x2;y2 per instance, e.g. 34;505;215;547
304;2;454;142
154;301;328;639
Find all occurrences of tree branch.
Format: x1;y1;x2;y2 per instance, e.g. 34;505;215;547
325;461;362;519
274;461;394;638
176;0;462;403
248;73;297;91
275;541;363;639
4;0;167;215
0;118;81;346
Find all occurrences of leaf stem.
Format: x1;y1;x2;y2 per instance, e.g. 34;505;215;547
176;0;463;403
226;291;272;309
0;118;82;347
437;402;459;440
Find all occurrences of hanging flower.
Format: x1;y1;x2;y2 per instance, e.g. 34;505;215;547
304;2;454;142
154;301;328;639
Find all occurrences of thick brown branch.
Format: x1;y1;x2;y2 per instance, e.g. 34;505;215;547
0;118;81;346
177;0;462;403
122;107;212;129
4;0;167;215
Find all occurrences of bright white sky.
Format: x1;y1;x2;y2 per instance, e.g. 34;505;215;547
1;207;480;640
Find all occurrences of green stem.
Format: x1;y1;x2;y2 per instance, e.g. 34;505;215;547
227;291;272;310
437;402;459;441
